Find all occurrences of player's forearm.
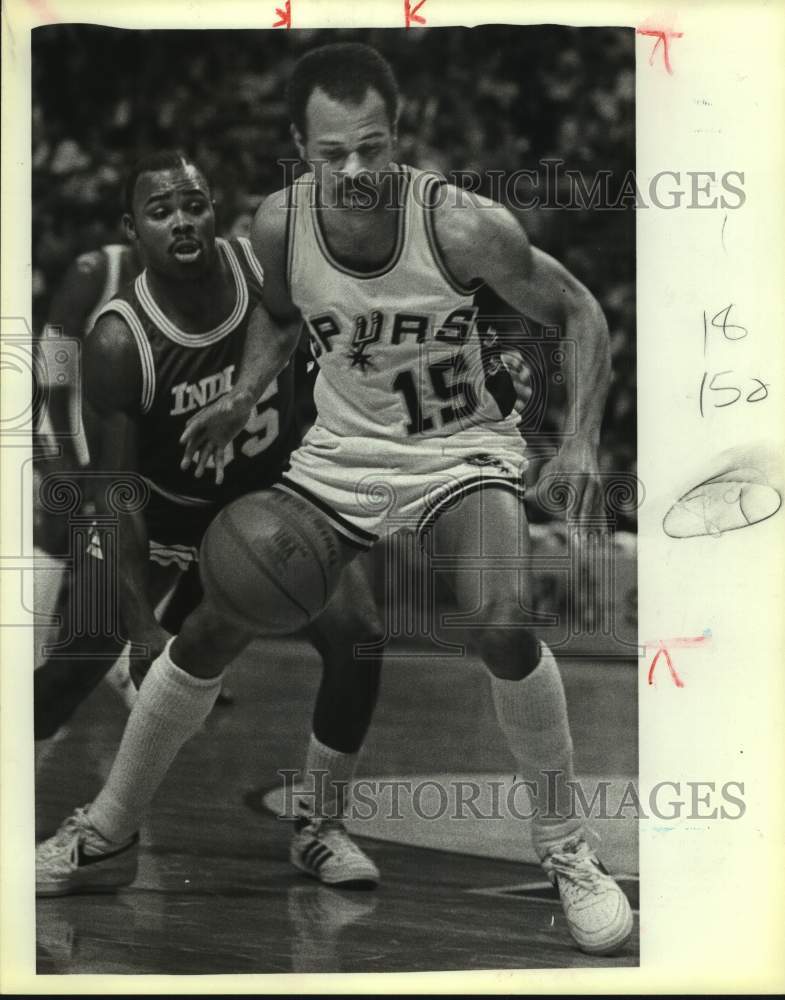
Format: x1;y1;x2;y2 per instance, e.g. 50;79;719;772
232;304;300;406
472;208;612;441
560;292;612;444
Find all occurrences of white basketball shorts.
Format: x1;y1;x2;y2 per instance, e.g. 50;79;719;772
275;420;528;549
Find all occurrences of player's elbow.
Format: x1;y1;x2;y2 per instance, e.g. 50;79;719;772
566;288;612;373
566;285;608;336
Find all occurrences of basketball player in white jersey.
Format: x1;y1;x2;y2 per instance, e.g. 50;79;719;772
37;46;632;956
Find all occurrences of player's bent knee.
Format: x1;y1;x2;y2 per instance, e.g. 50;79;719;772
347;607;386;650
475;622;542;680
310;609;386;664
173;599;252;677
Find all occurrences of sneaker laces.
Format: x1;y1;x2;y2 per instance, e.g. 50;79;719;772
36;806;92;861
305;818;365;860
541;835;607;895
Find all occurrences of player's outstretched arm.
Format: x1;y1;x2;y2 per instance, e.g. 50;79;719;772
436;194;612;518
180;188;303;484
83;315;171;657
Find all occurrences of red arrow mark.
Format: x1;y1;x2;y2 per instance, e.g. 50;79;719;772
405;0;427;28
645;632;711;687
637;26;683;74
273;0;291;28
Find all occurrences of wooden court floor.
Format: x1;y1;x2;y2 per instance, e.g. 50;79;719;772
35;638;639;975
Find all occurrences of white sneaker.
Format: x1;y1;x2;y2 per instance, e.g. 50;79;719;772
539;833;633;955
36;806;138;897
290;818;379;888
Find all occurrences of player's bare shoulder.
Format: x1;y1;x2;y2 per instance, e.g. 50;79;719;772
84;311;143;413
250;187;291;261
431;186;531;286
250;186;299;318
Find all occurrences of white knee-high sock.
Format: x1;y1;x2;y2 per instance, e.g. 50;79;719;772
297;733;359;822
88;639;223;843
489;642;582;855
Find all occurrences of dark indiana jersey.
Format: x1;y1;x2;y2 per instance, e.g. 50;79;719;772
93;236;299;511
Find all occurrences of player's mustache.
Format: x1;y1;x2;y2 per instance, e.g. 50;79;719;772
336;172;386;194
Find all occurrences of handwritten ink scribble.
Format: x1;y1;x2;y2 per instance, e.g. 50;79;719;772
405;0;427;28
273;0;291;28
636;22;683;75
645;631;712;687
664;461;782;539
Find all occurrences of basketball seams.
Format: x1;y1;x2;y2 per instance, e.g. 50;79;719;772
220;505;314;620
199;494;345;633
200;506;311;631
268;494;331;605
199;519;267;630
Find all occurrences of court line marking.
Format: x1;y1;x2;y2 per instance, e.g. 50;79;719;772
466;874;640;913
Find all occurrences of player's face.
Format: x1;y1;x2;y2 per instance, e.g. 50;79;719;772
294;86;396;208
126;166;216;278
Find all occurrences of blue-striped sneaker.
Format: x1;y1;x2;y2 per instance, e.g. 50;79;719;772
36;806;139;897
290;818;379;888
539;833;633;955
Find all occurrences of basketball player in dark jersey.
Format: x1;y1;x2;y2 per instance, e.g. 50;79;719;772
34;240;150;749
33;228;238;744
35;150;381;887
35;241;141;549
37;47;632;957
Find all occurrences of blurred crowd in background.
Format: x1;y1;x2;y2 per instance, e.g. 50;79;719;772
32;24;636;507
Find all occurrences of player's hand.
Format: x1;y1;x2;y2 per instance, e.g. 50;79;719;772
179;390;254;485
128;624;172;690
500;351;533;415
537;435;604;523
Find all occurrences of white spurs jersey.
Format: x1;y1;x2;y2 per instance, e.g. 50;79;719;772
287;165;518;441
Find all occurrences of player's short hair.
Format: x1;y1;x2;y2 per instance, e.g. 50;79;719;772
123;150;206;215
287;42;399;138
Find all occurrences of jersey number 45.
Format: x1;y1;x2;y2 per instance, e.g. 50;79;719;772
203;378;280;471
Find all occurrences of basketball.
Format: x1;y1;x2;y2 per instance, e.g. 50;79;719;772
199;489;343;634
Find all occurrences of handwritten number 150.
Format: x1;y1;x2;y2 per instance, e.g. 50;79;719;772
699;370;769;416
